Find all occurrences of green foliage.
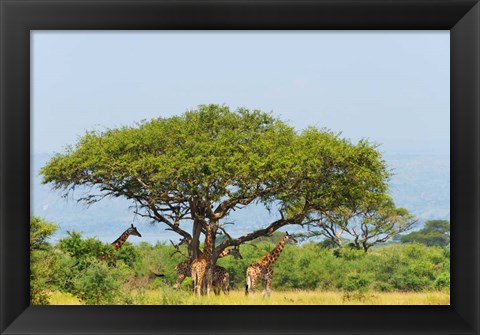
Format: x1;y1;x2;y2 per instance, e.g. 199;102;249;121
215;241;449;293
400;220;450;247
58;231;115;268
30;216;58;251
372;243;449;291
31;248;58;305
30;217;59;305
434;272;450;290
116;242;139;267
134;241;184;281
40;105;298;206
32;230;450;305
425;220;450;232
333;246;366;260
53;231;136;304
40;104;402;258
343;273;371;293
72;258;123;304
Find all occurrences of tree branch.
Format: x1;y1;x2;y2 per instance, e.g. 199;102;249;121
213;211;306;257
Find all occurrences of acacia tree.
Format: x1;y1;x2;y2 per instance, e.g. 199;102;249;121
41;104;398;263
302;198;416;252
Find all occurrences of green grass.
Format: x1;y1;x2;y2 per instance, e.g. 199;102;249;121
48;289;450;305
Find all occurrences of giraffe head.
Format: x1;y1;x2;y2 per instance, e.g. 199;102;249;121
284;231;297;245
229;245;243;259
127;224;142;238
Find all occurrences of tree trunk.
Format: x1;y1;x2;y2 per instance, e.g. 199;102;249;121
190;220;202;259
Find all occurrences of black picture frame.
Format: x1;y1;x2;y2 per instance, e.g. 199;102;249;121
1;0;478;334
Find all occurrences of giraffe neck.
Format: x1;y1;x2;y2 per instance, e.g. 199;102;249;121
218;248;230;258
203;224;213;258
112;230;130;251
264;237;287;266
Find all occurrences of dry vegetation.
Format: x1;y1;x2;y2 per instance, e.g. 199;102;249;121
48;289;450;306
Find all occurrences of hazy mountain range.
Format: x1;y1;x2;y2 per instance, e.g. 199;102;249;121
32;152;450;244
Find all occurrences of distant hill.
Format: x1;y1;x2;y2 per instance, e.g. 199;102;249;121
32;152;450;244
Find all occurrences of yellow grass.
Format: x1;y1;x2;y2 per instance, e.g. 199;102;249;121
48;291;83;305
48;289;450;305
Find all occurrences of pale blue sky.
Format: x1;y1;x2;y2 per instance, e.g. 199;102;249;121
31;31;449;156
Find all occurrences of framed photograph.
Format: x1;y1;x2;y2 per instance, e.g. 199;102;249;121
1;0;479;334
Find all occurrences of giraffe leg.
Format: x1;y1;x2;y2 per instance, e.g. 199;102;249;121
196;273;204;296
250;274;257;296
262;269;273;298
193;268;201;295
265;270;273;298
222;272;230;295
194;277;201;295
212;272;220;295
205;267;212;296
245;268;256;295
213;283;220;295
192;272;197;295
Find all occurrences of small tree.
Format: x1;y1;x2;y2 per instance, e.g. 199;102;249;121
30;216;58;251
300;196;416;252
30;217;59;304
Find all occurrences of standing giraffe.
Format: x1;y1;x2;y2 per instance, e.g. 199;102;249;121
245;232;297;297
191;224;215;295
173;246;242;289
212;266;230;295
211;246;242;295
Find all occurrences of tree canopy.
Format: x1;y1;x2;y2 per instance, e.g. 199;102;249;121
399;220;450;247
41;104;410;258
30;216;58;252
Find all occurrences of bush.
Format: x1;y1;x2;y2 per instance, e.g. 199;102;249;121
31;249;57;304
30;217;59;305
342;273;371;292
218;242;449;293
434;272;450;290
58;231;114;267
72;258;124;304
116;242;139;267
31;230;450;304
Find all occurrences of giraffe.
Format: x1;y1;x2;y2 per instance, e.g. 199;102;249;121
191;224;214;295
212;266;230;295
172;259;192;289
245;232;297;297
211;246;242;295
111;224;142;250
100;224;142;265
172;246;242;289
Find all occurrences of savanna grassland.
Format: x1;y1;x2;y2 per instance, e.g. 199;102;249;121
31;218;450;306
49;289;449;306
32;107;450;306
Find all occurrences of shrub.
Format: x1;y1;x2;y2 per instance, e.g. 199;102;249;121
30;217;59;305
342;273;371;292
58;231;114;267
116;242;139;267
434;272;450;290
72;258;123;304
